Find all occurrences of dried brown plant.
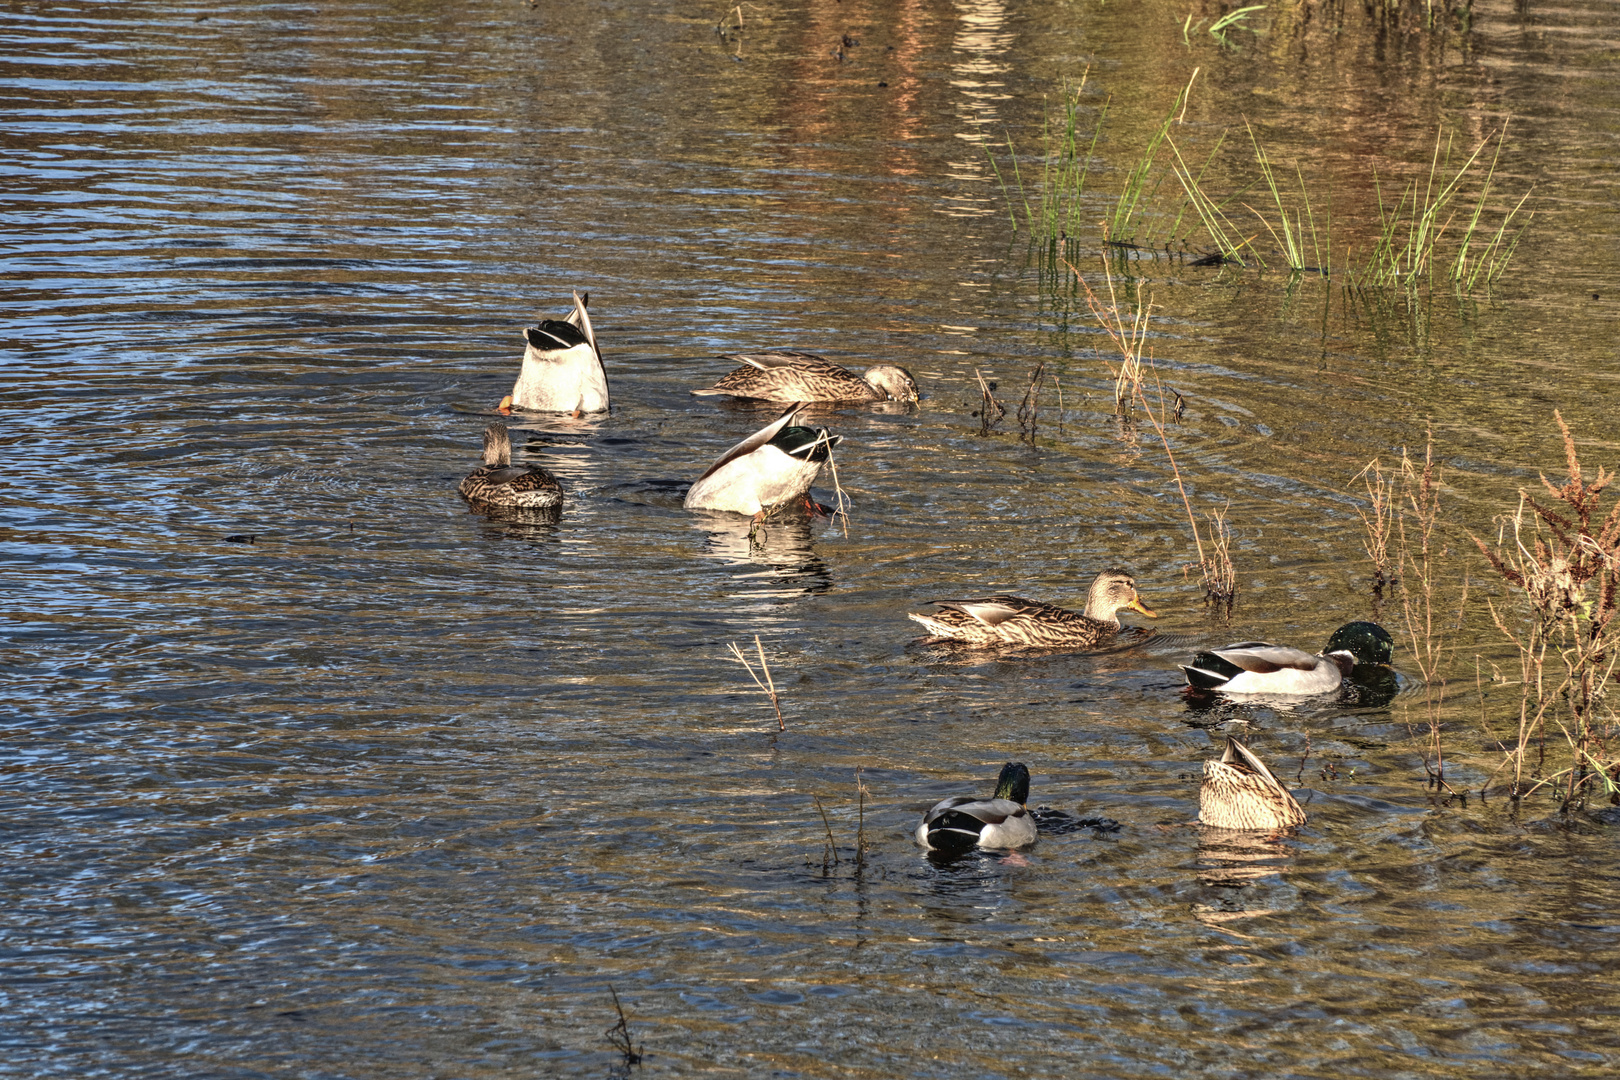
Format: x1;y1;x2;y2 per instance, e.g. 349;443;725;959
1474;411;1620;808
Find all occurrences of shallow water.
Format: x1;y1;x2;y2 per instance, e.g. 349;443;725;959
3;1;1619;1076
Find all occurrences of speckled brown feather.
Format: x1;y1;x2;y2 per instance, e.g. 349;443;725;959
1199;738;1307;831
696;351;887;402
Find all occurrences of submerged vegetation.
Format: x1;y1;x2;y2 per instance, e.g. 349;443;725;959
984;76;1532;302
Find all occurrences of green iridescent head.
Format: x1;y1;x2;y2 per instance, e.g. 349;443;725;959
993;762;1031;804
1323;621;1394;667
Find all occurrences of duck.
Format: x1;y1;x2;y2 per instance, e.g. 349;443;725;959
1199;737;1307;831
693;350;919;403
498;291;608;415
684;403;842;517
1180;621;1394;697
915;762;1037;852
458;422;563;509
908;569;1156;648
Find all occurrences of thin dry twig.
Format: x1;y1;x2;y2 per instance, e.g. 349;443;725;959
726;635;784;731
811;794;840;869
605;985;643;1071
974;367;1006;434
1017;362;1046;443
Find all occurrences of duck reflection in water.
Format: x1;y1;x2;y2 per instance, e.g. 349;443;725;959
689;510;832;595
1192;736;1307;916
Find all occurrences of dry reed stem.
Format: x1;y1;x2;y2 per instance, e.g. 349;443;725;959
726;635;784;731
1352;457;1397;592
605;985;643;1070
811;430;850;538
855;766;869;868
811;794;839;869
1066;241;1231;602
1472;411;1620;807
974;367;1006;434
1017;362;1046;443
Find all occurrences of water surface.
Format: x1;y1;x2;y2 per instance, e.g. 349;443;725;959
4;1;1619;1076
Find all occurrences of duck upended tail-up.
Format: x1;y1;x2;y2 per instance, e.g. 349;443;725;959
501;290;609;415
683;403;842;517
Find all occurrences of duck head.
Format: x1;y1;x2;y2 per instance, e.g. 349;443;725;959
481;422;514;468
863;364;920;402
993;761;1031;805
1322;621;1394;672
1083;568;1157;625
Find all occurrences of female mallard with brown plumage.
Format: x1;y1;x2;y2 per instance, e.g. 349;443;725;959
693;350;919;403
458;423;563;509
1199;737;1307;831
908;569;1156;648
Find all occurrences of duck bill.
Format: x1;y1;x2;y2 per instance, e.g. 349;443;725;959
497;394;513;415
1127;595;1157;619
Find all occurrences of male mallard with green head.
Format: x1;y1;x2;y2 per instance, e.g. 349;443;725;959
908;569;1156;648
1199;737;1307;831
693;350;919;404
1180;621;1394;697
915;762;1037;852
684;403;842;517
458;423;563;509
498;291;609;415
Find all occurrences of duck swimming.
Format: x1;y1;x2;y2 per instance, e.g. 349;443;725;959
915;762;1037;853
693;350;918;403
458;422;563;509
1199;737;1307;831
1180;621;1393;697
908;569;1156;648
684;403;842;517
498;291;608;415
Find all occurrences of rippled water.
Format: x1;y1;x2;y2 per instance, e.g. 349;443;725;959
4;1;1619;1076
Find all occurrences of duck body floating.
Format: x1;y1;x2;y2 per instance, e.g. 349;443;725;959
1199;737;1307;831
684;403;842;517
916;762;1037;853
908;569;1155;648
458;422;563;509
500;291;608;415
1180;621;1394;696
693;350;918;403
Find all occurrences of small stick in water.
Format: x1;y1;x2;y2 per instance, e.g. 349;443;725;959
726;635;784;731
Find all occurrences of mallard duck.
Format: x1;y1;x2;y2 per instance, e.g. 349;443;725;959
498;291;608;415
915;762;1037;852
1199;737;1307;831
908;569;1156;648
684;403;842;517
693;350;919;403
458;422;563;508
1180;621;1393;696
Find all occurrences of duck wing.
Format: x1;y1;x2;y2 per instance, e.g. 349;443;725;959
927;596;1070;627
725;350;831;371
919;796;1028;852
691;403;804;485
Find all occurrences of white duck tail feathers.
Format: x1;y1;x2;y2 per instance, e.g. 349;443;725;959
683;403;843;516
506;290;609;414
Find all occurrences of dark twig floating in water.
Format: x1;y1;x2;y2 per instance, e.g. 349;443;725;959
973;367;1005;435
604;985;642;1072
